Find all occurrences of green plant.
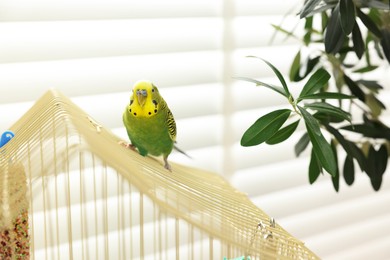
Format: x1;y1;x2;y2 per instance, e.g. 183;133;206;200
238;0;390;191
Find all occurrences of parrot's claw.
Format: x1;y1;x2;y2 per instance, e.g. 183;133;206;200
118;141;136;151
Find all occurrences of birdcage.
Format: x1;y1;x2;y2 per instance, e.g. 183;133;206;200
0;89;319;259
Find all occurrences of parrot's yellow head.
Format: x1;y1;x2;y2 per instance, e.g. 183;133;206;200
128;80;162;118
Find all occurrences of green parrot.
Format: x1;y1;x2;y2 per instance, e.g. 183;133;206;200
122;80;187;171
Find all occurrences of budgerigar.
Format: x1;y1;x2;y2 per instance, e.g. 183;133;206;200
122;80;185;171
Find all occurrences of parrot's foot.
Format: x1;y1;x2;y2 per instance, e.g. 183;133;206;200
118;141;136;151
163;156;172;172
164;162;172;171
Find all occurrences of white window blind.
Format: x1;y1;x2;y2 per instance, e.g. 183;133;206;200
0;0;389;259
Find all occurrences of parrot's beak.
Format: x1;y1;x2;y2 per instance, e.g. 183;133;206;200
137;92;146;107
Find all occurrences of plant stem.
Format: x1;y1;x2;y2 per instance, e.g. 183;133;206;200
289;95;301;116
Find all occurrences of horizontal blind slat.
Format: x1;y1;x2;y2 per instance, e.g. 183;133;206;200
304;213;390;258
233;15;302;48
0;0;221;21
251;172;390;219
0;19;222;63
324;236;390;259
0;0;304;22
279;190;390;239
0;51;222;103
235;0;301;16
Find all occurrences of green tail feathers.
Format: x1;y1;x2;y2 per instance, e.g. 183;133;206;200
174;144;191;159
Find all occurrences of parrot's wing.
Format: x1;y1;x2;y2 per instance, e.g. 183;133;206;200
166;108;176;142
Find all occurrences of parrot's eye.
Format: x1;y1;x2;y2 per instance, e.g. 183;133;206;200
152;88;155;92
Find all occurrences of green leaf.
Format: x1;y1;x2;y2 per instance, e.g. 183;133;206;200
364;34;374;66
357;9;382;38
366;6;383;25
309;148;322;184
271;24;299;40
299;0;323;18
290;50;301;82
374;40;385;59
241;109;291;147
377;144;388;174
293;55;321;82
295;132;310;157
299;92;355;101
300;0;336;18
298;106;338;176
321;11;329;32
325;124;367;172
351;22;364;59
247;56;291;98
357;80;383;91
331;140;339;191
363;114;388;125
341;123;390;140
343;74;365;102
366;93;385;117
304;56;321;78
235;77;287;97
380;28;390;63
371;8;383;27
363;0;390;9
304;16;313;45
348;114;390;137
313;112;345;124
343;154;355;185
339;0;355;35
299;68;331;98
367;144;388;191
353;65;378;73
266;120;300;145
305;102;352;122
325;4;346;54
298;106;321;136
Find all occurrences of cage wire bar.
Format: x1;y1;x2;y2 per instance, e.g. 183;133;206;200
0;89;319;259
